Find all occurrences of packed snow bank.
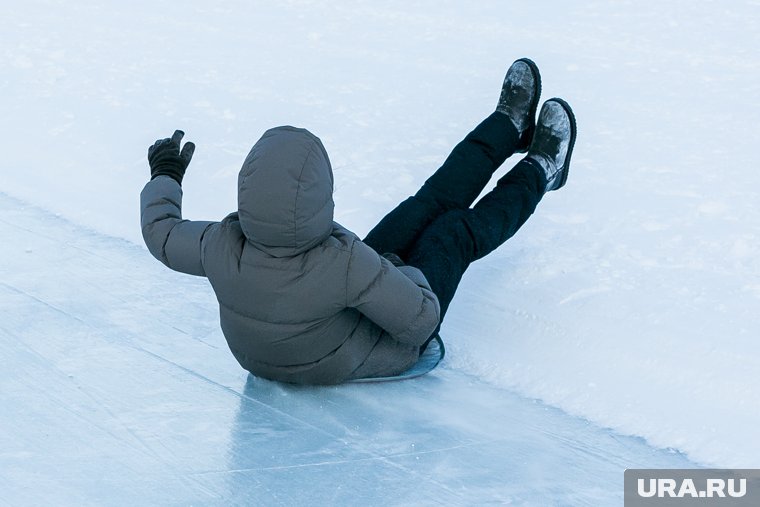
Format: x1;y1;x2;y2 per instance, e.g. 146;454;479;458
0;192;696;505
2;0;759;467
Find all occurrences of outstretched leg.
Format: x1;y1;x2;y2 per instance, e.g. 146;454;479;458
363;59;542;258
408;98;578;341
363;112;519;257
407;160;545;322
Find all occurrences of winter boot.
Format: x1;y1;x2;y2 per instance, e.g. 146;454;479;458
524;98;577;192
495;58;542;153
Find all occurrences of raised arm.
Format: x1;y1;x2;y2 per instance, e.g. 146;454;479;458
140;130;215;277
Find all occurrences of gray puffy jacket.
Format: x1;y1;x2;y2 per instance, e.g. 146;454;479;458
140;126;440;384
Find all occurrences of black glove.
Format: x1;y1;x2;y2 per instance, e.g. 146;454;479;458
147;130;195;184
382;252;406;267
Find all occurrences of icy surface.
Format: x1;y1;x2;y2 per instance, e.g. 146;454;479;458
0;193;694;504
1;0;759;497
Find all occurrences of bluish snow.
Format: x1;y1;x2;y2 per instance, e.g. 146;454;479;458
1;1;759;504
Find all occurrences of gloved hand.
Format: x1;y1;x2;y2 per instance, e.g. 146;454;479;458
147;130;195;184
382;252;406;267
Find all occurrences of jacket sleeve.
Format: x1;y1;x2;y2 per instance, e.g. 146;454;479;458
140;175;216;277
346;240;440;346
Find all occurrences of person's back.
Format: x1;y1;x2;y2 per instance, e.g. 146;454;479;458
141;127;441;384
141;58;577;385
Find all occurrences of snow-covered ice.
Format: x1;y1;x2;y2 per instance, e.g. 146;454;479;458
1;0;759;503
0;192;695;504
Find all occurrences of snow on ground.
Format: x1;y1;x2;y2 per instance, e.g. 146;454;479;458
1;0;759;473
0;192;695;505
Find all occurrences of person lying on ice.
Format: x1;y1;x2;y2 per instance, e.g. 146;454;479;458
140;58;576;385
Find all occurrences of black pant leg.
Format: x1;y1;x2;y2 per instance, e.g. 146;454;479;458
361;194;443;258
465;159;546;260
363;112;520;258
415;111;520;211
407;160;545;324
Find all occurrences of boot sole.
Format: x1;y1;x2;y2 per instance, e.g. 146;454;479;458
545;97;577;189
515;57;542;153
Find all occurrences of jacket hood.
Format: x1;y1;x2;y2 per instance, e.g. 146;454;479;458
238;126;335;257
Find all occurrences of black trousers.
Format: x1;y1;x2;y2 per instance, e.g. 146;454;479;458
363;112;546;343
